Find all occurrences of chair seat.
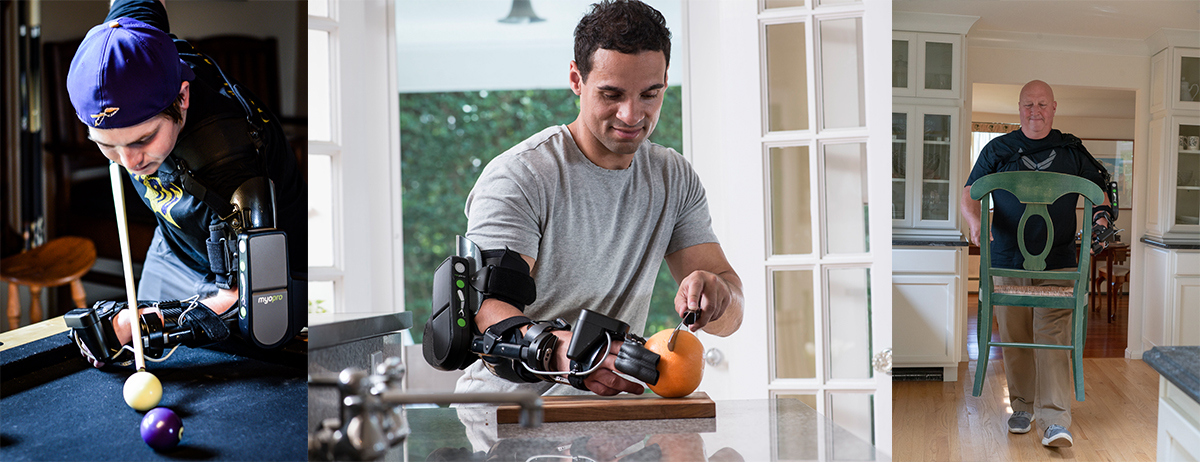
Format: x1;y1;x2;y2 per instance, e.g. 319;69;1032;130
1098;265;1130;278
994;284;1074;297
0;236;96;286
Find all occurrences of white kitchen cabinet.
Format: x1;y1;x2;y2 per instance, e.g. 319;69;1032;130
1139;246;1200;350
891;32;961;100
892;247;965;380
892;105;960;235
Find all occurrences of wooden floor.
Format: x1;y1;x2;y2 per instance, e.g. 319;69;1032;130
896;293;1159;461
967;292;1130;360
894;358;1158;461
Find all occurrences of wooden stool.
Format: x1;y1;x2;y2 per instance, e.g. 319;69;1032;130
1;236;96;331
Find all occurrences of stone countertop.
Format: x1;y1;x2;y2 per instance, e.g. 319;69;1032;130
308;311;413;350
404;398;886;461
1144;346;1200;404
1140;236;1200;250
893;239;970;247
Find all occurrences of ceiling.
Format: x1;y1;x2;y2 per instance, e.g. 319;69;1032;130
896;1;1176;119
894;1;1200;41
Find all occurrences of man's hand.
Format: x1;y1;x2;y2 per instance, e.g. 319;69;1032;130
665;243;743;337
674;270;734;333
548;330;644;396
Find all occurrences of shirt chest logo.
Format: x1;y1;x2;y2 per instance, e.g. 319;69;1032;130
136;175;184;228
1020;149;1056;171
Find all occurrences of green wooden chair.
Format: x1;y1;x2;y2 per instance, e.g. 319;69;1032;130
970;171;1104;401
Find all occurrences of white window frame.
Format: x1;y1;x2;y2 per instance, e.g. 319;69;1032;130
308;0;404;321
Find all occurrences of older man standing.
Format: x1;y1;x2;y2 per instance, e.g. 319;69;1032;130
960;80;1112;448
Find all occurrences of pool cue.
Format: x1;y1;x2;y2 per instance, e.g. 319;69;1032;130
109;162;146;372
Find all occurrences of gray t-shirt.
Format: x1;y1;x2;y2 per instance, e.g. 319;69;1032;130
455;124;718;395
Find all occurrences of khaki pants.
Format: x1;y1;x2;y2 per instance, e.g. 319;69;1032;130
993;270;1076;432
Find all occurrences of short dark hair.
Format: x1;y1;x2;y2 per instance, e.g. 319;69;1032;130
160;92;185;124
574;0;671;82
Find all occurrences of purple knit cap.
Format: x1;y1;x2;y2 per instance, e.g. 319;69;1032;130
66;17;195;129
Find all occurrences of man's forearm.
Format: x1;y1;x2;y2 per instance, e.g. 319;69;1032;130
201;288;238;315
702;271;743;337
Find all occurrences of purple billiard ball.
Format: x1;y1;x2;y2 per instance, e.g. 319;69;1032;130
140;407;183;450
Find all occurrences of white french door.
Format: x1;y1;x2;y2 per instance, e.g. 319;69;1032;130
683;0;892;457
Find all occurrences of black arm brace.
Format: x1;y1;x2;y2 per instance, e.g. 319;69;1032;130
65;299;231;366
422;236;660;389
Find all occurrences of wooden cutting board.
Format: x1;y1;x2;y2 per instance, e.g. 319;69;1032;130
497;392;715;424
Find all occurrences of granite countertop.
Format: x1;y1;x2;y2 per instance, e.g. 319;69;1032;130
892;239;970;247
1140;236;1200;250
308;311;413;350
404;398;885;461
1143;346;1200;403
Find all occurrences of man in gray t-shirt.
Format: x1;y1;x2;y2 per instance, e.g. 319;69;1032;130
455;0;744;397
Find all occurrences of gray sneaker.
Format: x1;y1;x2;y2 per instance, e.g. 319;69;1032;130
1007;411;1033;434
1042;425;1073;447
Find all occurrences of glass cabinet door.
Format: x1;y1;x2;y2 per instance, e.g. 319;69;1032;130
892;113;908;222
892;32;916;97
923;41;953;91
921;114;951;222
1180;54;1200;104
1178;124;1200;226
914;33;961;99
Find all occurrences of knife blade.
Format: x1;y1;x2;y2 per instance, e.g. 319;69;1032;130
667;310;698;352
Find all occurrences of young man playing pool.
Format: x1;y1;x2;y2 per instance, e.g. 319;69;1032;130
65;0;305;366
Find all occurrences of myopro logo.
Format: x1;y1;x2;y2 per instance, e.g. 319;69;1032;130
257;294;285;305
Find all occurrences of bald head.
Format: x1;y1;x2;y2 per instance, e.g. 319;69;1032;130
1018;80;1056;140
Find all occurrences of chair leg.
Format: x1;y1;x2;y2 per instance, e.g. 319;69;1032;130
29;286;43;325
1073;307;1087;401
6;283;19;330
974;300;994;397
70;279;87;309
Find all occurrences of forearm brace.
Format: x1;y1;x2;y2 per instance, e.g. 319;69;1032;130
423;237;660;389
65;299;232;366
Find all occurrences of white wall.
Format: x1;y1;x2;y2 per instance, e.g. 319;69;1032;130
971;112;1136;140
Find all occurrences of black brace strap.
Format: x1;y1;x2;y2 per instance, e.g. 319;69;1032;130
478;316;532;355
472;249;536;311
206;222;235;289
176;300;230;348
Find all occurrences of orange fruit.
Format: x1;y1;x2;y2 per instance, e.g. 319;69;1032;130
644;328;704;398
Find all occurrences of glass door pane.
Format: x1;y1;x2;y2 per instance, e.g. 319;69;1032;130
1181;57;1200;103
1178;124;1200;225
308;30;332;142
770;146;813;255
765;22;809;132
922;114;951;221
773;269;816;379
892;40;908;89
923;41;953;91
829;393;876;460
892;113;906;220
823;143;868;254
827;268;871;380
820;18;864;129
309;154;335;267
765;0;805;8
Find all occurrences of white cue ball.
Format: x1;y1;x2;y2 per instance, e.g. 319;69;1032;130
123;371;163;411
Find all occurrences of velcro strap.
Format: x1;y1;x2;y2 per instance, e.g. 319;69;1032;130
474;248;536;311
178;301;231;348
479;316;532;355
480;265;536;308
207;223;234;290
